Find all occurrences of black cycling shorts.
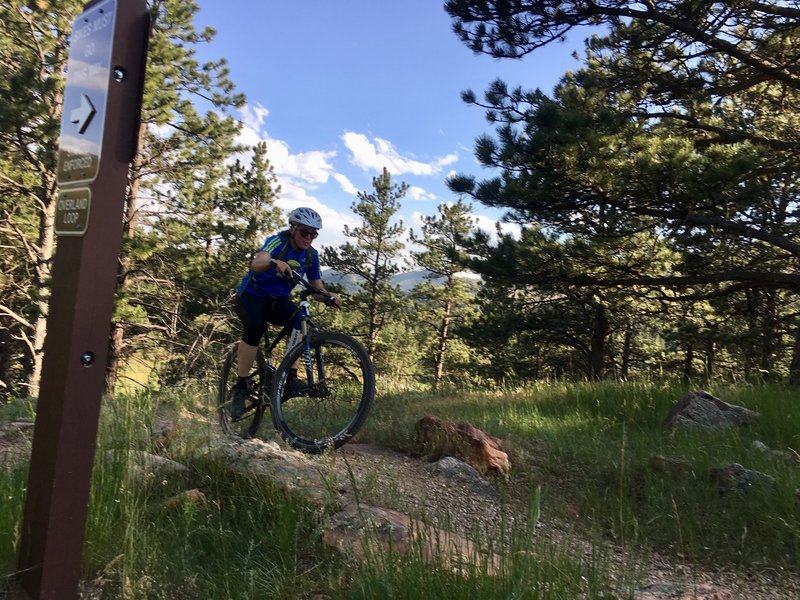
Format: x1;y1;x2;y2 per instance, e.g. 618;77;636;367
235;292;297;347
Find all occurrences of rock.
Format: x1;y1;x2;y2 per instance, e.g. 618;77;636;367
322;502;500;575
633;582;733;599
649;454;693;477
204;437;332;507
424;456;496;497
663;390;759;430
752;440;800;465
0;420;34;466
152;418;179;452
425;456;484;482
162;488;208;511
415;415;510;480
136;452;188;475
709;463;776;495
113;450;189;486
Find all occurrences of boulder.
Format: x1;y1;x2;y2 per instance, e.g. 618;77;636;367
152;418;179;452
0;419;34;466
709;463;776;495
425;456;485;484
664;390;758;430
648;454;693;477
415;415;510;479
322;502;500;575
752;440;800;465
424;456;496;497
205;437;332;507
161;488;208;511
109;450;189;487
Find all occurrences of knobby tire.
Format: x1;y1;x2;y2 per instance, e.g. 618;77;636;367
270;332;375;454
218;344;269;438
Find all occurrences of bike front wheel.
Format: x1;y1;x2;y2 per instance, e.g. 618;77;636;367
270;332;375;454
218;343;269;438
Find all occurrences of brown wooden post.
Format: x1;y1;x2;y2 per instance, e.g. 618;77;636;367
18;1;149;598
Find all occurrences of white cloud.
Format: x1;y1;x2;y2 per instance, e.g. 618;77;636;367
148;122;172;138
408;186;436;201
227;105;476;257
333;173;359;195
267;138;336;185
240;103;269;132
234;105;336;185
342;132;457;176
228;113;351;248
472;213;521;241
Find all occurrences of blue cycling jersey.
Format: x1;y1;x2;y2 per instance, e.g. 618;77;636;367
236;233;321;298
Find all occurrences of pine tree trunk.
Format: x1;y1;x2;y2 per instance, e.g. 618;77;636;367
705;340;716;380
759;290;778;379
789;328;800;387
433;300;452;389
620;322;633;379
683;345;695;382
367;272;379;359
0;328;13;396
105;121;146;394
367;302;378;359
105;323;125;393
589;301;609;380
26;181;57;397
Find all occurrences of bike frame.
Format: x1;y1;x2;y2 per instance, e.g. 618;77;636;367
261;286;326;391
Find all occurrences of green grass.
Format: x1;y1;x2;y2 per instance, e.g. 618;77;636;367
2;381;798;597
357;380;800;569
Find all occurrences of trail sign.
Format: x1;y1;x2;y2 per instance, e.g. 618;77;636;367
54;188;92;236
56;0;117;187
19;0;149;597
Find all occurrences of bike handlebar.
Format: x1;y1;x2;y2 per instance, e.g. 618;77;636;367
271;260;340;308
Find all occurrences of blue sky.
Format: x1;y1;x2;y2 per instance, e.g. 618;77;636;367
193;1;587;252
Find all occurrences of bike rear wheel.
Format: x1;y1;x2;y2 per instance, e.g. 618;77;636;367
270;332;375;454
218;343;269;438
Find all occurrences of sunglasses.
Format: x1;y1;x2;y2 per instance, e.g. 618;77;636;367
296;227;318;239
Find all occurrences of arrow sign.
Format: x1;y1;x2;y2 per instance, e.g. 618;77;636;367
70;94;96;134
57;0;116;187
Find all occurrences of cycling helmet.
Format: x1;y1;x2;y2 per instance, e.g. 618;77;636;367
288;207;322;229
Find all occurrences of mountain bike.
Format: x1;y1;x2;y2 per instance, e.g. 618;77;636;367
217;271;375;454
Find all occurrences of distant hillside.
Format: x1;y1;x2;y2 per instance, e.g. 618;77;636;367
321;269;438;293
321;269;479;294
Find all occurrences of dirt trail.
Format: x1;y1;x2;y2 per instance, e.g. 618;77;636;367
3;420;799;599
332;442;800;600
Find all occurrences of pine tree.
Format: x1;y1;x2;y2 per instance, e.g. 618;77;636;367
0;0;84;396
106;0;248;389
446;0;800;382
322;167;407;360
409;200;477;387
0;0;256;394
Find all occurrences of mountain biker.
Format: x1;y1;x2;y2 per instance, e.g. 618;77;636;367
231;206;341;418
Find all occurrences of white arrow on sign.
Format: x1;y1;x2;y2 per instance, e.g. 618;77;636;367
70;94;96;134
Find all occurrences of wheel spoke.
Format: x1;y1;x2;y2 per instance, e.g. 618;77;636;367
271;332;374;453
218;345;268;438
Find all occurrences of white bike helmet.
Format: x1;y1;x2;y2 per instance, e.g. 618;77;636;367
288;207;322;229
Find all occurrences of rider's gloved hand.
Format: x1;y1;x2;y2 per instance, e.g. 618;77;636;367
270;259;293;278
